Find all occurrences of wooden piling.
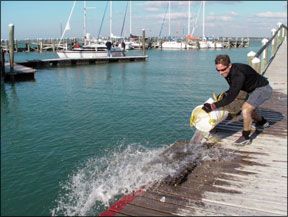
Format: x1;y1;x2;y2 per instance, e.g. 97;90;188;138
52;40;55;52
8;24;15;72
1;47;5;77
15;39;18;52
142;29;146;56
40;41;43;53
27;39;31;52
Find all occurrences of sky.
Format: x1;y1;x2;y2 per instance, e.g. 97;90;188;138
1;1;287;40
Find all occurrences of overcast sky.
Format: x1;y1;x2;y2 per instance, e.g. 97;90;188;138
1;1;287;40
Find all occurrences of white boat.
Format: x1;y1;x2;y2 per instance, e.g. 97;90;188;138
57;43;123;59
161;41;186;49
199;40;209;49
56;1;124;58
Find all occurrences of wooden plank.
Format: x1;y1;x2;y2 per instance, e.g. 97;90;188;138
120;203;170;216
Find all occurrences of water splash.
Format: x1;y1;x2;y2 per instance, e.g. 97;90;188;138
51;143;180;216
51;141;235;216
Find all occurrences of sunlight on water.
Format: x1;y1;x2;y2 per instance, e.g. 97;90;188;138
51;140;235;216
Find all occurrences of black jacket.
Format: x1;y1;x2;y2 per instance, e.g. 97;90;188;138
214;63;269;108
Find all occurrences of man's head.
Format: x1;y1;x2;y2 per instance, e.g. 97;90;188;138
215;55;232;77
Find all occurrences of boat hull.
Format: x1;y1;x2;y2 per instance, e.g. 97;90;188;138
57;49;123;59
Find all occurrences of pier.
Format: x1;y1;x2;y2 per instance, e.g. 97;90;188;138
0;37;249;53
99;25;287;216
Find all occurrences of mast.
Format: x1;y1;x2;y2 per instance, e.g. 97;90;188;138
83;1;87;36
168;1;171;37
58;1;76;48
129;1;132;35
202;1;205;39
110;0;112;38
188;1;191;35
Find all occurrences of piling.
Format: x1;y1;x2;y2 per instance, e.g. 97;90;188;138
142;29;146;56
26;39;31;52
39;41;43;53
15;39;18;52
52;40;56;52
8;24;15;72
1;47;5;77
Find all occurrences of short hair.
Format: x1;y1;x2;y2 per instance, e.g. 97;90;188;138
215;55;231;66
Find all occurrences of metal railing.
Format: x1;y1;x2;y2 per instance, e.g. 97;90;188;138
247;23;287;75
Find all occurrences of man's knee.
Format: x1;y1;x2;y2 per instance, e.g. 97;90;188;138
241;103;254;117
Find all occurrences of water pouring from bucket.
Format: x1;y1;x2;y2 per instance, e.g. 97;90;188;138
190;91;247;133
190;97;229;133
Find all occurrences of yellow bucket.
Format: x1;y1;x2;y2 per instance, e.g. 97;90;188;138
190;98;229;132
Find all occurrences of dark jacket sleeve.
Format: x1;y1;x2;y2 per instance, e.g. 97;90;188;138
214;72;245;108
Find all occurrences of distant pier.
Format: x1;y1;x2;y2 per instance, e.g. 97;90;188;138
0;37;250;53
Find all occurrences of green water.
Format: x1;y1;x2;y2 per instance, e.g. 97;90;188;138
1;41;262;216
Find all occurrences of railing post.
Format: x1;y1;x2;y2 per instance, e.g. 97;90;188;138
261;38;269;73
281;26;286;41
247;51;256;67
277;22;282;46
251;57;261;74
271;28;277;57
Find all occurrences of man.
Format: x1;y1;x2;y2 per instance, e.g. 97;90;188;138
202;54;272;146
121;41;126;56
105;40;112;57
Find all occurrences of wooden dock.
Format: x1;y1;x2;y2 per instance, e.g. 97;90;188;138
3;63;35;82
1;55;147;82
99;42;287;215
17;56;148;69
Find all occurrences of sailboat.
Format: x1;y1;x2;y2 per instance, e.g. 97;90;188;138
57;1;123;59
198;1;223;49
161;1;186;49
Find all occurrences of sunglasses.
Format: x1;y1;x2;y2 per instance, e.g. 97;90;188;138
216;65;229;72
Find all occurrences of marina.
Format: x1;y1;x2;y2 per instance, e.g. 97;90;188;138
1;1;287;216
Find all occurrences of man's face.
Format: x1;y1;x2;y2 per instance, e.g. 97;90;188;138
215;63;231;77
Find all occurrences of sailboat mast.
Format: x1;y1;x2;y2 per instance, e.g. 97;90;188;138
83;1;87;37
188;1;191;35
129;1;132;35
109;0;113;38
202;1;205;39
168;1;171;37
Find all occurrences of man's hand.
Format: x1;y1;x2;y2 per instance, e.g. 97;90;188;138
202;103;216;113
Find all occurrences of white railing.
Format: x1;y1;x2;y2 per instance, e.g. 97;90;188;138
247;23;287;75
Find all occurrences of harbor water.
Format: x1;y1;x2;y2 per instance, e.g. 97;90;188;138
1;40;262;216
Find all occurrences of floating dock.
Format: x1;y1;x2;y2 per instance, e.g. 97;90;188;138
3;63;35;82
1;55;147;82
17;55;148;69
